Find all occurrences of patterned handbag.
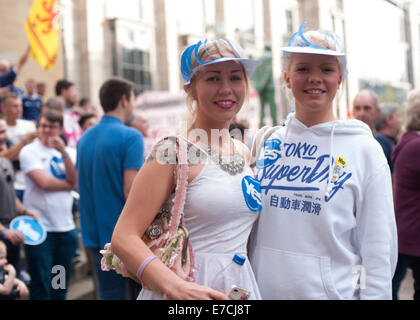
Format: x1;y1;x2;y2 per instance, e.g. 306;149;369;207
100;136;196;290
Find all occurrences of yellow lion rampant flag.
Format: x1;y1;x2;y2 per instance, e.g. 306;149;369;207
24;0;60;70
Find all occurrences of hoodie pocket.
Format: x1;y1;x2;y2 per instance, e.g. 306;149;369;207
255;246;343;300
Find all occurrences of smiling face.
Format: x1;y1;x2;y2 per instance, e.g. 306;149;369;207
191;59;247;126
38;116;62;147
285;53;342;124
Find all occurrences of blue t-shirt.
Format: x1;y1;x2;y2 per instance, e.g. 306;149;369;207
21;93;43;121
374;132;394;172
76;115;144;248
0;68;16;88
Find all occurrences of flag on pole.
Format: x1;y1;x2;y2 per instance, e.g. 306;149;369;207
24;0;60;70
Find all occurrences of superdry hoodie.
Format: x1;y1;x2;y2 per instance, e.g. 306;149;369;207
249;113;397;300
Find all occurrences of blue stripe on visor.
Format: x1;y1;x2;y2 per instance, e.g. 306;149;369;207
288;22;330;51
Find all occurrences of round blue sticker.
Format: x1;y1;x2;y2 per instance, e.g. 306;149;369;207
50;156;66;180
242;176;262;212
9;216;47;246
255;139;282;169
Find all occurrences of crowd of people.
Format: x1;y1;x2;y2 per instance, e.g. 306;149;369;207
0;50;151;299
0;22;419;301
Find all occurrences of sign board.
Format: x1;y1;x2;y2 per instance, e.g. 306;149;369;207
9;216;47;246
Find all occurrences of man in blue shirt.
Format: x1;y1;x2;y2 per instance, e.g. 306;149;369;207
0;48;30;91
76;78;144;300
21;79;43;122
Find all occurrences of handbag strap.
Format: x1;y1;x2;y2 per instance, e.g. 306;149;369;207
167;135;189;237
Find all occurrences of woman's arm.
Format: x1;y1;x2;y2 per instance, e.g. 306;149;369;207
111;144;227;300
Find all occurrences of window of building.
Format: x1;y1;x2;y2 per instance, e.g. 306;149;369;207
121;47;152;94
286;10;293;35
336;0;343;11
231;0;255;46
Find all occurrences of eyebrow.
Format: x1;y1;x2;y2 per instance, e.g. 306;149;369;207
294;62;337;66
204;69;243;74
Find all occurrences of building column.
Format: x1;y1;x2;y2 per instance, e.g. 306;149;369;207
73;0;90;99
154;0;169;91
215;0;225;36
262;0;272;43
297;0;320;29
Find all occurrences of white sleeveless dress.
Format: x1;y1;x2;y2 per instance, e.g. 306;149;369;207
138;139;262;300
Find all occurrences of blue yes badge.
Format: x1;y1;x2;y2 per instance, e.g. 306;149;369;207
9;216;47;245
242;176;262;212
50;156;66;180
255;139;282;169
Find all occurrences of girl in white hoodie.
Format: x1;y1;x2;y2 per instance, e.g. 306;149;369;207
249;23;397;299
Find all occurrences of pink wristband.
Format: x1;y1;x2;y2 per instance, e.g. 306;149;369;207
137;254;158;281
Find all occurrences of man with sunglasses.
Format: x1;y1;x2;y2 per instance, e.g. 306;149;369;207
19;110;78;300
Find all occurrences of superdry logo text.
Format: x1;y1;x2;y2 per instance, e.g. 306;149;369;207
257;138;352;211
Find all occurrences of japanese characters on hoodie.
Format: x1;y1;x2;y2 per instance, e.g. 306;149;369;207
249;113;397;300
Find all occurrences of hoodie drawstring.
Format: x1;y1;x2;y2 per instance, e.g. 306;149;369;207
324;123;336;199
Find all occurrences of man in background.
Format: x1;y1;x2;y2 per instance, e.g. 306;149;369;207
77;77;144;300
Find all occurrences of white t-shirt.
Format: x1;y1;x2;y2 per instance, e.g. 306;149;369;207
19;140;76;232
6;119;37;190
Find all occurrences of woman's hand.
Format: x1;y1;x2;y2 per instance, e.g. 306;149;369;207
165;281;229;300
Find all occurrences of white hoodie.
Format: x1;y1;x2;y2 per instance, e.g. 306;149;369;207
249;114;397;300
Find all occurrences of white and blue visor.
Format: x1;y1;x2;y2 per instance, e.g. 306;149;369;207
281;22;345;56
181;38;261;87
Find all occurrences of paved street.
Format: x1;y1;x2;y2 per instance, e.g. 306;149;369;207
398;269;414;300
67;263;415;300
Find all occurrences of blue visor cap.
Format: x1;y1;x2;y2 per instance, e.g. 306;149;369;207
181;38;261;87
281;22;345;56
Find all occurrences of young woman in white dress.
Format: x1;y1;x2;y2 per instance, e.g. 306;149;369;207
111;38;262;300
